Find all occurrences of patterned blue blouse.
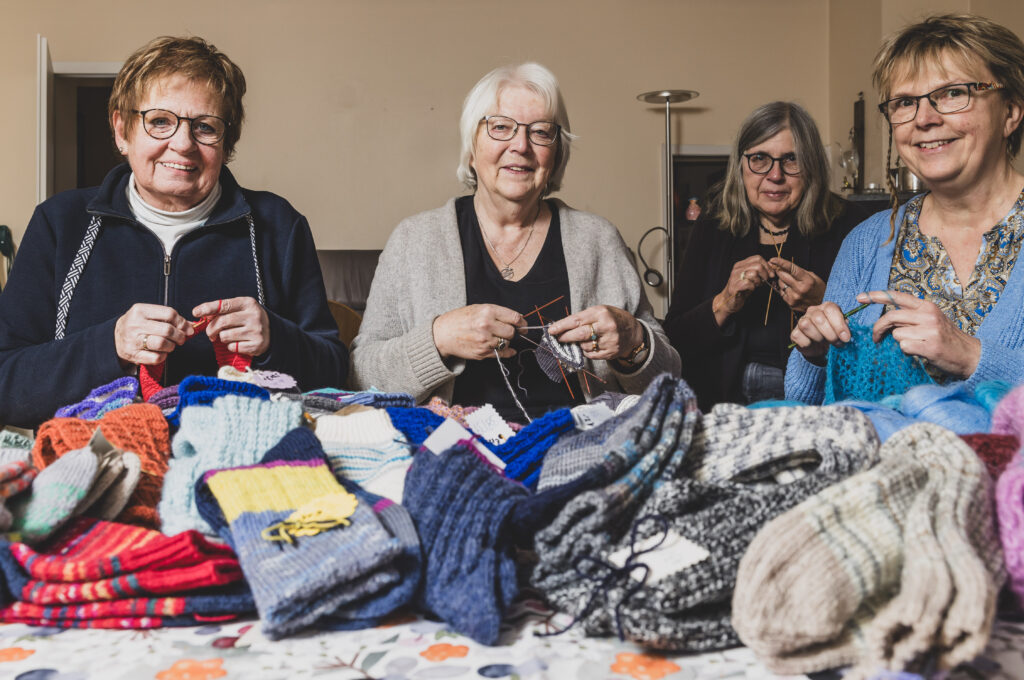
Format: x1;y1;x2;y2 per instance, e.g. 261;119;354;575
888;190;1024;335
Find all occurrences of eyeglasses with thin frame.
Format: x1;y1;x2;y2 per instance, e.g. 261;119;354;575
480;115;560;146
132;109;229;146
878;82;1004;125
743;152;801;176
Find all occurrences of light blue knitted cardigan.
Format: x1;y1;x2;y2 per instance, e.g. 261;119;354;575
786;203;1024;404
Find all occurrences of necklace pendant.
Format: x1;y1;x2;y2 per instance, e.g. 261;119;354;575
500;266;515;280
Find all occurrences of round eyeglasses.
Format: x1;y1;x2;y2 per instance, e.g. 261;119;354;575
878;82;1003;125
480;116;561;146
743;152;801;176
133;109;229;146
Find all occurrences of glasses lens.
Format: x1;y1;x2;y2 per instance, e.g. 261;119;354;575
747;153;772;174
886;97;918;124
527;122;558;146
931;84;972;114
191;116;227;145
142;110;180;139
780;154;800;175
486;116;517;141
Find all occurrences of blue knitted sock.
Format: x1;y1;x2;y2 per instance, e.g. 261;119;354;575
166;375;270;427
403;444;528;645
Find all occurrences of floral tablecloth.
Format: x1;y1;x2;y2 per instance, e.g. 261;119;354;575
0;600;1022;680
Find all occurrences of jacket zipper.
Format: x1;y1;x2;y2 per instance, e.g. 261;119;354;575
163;254;171;305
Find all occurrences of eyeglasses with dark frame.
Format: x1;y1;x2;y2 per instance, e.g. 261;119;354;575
480;115;561;146
742;152;801;176
132;109;230;146
878;82;1004;125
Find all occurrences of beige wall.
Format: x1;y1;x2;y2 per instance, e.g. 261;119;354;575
1;1;1022;314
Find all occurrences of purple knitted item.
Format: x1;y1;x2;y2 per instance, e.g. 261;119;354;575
148;385;180;412
997;467;1024;608
992;384;1024;440
55;377;139;420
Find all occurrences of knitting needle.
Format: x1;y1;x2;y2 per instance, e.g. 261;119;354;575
786;302;871;350
523;295;565;320
516;332;607;383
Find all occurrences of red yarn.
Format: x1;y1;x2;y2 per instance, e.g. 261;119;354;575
139;311;252;401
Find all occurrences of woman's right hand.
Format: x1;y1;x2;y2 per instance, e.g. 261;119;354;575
114;303;194;367
432;304;525;361
789;301;851;362
712;255;775;324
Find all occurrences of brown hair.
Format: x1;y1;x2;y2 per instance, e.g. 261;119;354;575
109;36;247;160
872;14;1024;239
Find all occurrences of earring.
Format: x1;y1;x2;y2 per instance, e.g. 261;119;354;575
118;146;126;154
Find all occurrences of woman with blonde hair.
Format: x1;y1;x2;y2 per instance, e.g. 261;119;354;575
787;13;1024;403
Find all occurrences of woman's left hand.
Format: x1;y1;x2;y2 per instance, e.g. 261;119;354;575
547;305;643;362
192;297;271;356
858;289;981;378
770;257;826;314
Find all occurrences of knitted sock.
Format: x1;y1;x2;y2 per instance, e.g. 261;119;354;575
10;447;100;545
0;462;37;532
825;324;934;404
31;404;170;529
731;424;941;675
536;373;686;492
491;408;575;490
314;410;413;503
160;395;303;536
147;385;179;413
195;427;402;639
385;407;445;445
54;376;139;420
70;430;125;517
139;314;252;402
8;517;237;584
306;388;416;409
403;444;529;645
89;451;141;521
533;378;701;605
859;425;1004;675
165;375;269;428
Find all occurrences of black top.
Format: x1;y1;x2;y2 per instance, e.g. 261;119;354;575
663;196;869;412
451;195;584;422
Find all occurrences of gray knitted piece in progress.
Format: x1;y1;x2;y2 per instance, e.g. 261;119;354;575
533;402;880;652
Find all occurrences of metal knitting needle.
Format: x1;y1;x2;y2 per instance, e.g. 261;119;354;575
787;302;871;350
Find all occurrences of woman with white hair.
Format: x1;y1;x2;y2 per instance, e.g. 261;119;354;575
350;63;678;421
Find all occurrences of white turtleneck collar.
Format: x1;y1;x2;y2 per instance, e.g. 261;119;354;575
126;172;222;255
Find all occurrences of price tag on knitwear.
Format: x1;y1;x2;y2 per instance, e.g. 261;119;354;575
422;418;507;471
570;403;615;430
464;404;516;445
607;529;710;584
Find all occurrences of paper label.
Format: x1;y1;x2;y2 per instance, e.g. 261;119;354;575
465;404;515;445
570;403;615;430
422;418;507;470
607;529;710;584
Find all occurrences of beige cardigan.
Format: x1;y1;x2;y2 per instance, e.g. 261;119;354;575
349;197;680;403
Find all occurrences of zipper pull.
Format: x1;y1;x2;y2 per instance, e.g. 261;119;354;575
164;255;171;276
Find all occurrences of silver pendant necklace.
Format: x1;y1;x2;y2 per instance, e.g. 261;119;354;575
479;203;540;280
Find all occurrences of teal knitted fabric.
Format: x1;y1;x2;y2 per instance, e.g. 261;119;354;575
160;395;304;536
824;324;934;404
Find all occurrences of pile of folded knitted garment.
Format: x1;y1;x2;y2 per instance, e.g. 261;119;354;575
0;516;254;628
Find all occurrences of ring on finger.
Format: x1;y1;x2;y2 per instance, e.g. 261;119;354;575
496;337;509;352
591;339;599;352
141;334;150;352
589;323;598;342
740;271;747;281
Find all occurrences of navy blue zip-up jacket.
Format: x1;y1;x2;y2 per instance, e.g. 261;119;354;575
0;163;348;428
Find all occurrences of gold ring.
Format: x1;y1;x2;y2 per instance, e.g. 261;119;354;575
589;324;598;342
142;334;150;351
496;338;508;352
591;339;599;353
740;271;747;281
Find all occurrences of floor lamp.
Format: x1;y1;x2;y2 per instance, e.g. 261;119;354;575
636;89;699;307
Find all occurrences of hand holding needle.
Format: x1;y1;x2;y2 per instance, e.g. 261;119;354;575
787;302;871;349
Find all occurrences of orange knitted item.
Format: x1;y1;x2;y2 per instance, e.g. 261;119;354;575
138;313;251;401
32;404;171;529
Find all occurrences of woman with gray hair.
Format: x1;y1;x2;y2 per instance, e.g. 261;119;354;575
663;101;866;411
351;62;678;421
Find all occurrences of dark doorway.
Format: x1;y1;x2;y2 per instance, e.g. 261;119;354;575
54;77;120;194
673;154;728;266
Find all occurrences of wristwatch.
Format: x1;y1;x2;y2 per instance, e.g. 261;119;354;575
616;325;650;369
